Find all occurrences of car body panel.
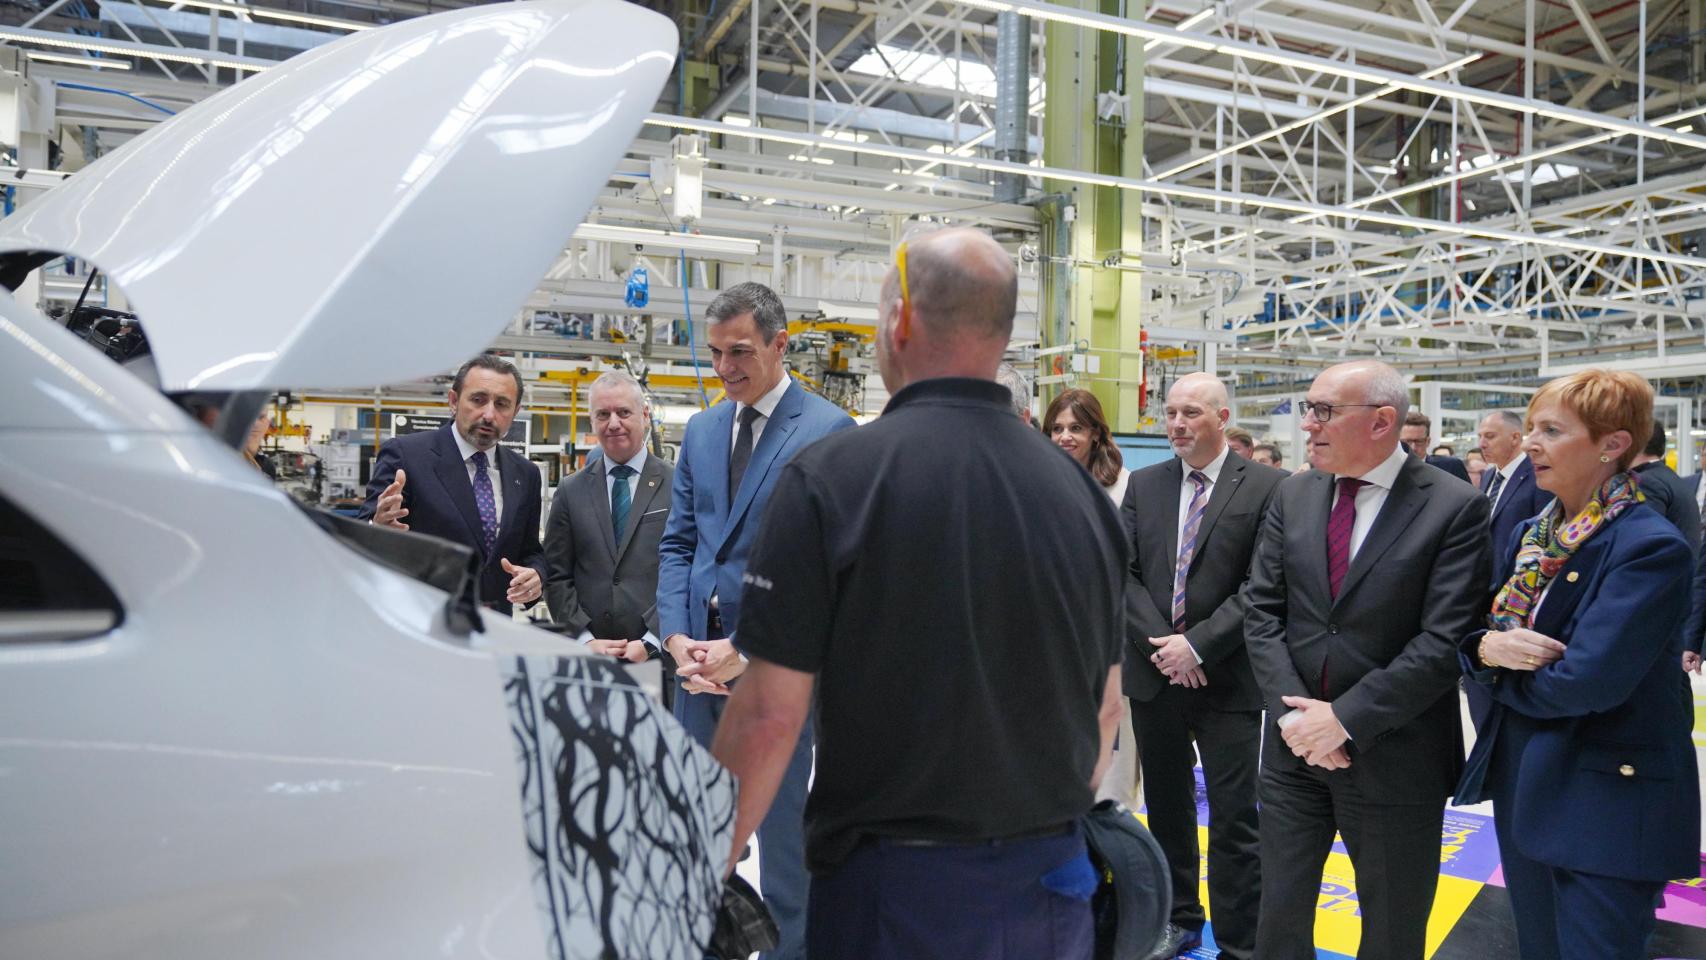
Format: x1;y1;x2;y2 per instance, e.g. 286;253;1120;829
0;0;676;392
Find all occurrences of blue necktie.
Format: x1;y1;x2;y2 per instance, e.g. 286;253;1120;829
609;464;635;542
471;450;497;559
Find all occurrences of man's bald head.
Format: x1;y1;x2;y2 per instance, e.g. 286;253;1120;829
1168;372;1228;411
887;227;1017;344
1165;372;1231;468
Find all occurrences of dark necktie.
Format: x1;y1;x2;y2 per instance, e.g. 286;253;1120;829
609;464;635;541
471;450;498;559
1172;470;1210;630
1326;476;1367;600
728;405;762;496
1485;469;1505;506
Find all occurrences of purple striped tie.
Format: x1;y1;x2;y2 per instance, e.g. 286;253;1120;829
1172;470;1210;630
1327;477;1366;599
472;450;498;559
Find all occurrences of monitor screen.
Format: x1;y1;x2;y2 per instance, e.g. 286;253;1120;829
1112;433;1175;471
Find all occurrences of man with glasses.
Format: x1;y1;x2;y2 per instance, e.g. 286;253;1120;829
656;281;854;960
711;228;1128;958
1244;360;1491;960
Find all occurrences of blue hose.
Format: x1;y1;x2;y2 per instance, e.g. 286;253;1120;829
56;81;176;116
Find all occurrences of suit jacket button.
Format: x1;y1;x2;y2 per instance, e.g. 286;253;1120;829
1566;571;1580;583
1619;764;1635;777
613;577;622;586
1328;624;1339;635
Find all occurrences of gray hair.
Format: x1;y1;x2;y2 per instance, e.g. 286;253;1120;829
1482;409;1523;432
994;362;1032;419
587;370;647;411
706;281;788;343
1360;362;1410;421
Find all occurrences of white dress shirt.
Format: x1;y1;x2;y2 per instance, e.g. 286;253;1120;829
1489;452;1526;512
1169;445;1230;663
731;373;793;450
450;428;503;522
1332;443;1410;562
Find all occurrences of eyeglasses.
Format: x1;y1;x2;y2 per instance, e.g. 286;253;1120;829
894;240;913;341
1298;400;1383;423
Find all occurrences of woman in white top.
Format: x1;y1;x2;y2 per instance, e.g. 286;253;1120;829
1043;387;1136;805
1043;388;1129;503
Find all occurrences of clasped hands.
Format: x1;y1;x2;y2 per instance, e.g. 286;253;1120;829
1480;627;1565;671
1148;634;1206;688
665;635;747;696
1277;697;1351;770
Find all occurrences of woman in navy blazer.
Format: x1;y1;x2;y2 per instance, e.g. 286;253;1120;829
1458;369;1700;960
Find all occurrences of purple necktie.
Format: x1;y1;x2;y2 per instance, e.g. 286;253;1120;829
1326;476;1366;600
1172;470;1210;630
472;450;498;559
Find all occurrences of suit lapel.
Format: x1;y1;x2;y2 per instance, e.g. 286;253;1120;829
1530;528;1614;641
718;381;802;550
1306;470;1337;602
431;426;486;546
1157;458;1183;566
584;458;618;559
1335;458;1429;605
1190;455;1247;567
497;445;528;544
615;456;665;562
706;401;736;520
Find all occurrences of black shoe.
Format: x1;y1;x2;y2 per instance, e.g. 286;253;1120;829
1145;922;1203;960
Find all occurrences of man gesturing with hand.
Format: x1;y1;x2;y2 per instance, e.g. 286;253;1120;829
360;353;546;615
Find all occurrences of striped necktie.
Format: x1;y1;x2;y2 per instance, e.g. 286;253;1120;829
1172;470;1210;630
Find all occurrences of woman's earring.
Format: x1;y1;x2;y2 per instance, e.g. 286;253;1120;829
1599;455;1611;463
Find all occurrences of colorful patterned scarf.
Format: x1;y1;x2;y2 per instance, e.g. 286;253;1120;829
1489;471;1643;629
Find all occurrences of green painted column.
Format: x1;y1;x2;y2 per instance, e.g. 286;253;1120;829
1040;0;1144;432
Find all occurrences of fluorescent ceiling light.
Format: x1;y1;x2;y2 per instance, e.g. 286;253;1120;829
573;223;761;257
642;112;1706;271
788;154;836;165
138;0;371;31
26;50;130;69
0;25;272;71
1144;8;1213;51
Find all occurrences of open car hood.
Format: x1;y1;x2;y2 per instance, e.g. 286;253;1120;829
0;0;675;391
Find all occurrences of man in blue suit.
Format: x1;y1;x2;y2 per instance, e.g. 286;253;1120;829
657;281;854;960
360;353;546;614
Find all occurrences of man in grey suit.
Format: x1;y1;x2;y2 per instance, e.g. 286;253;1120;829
1246;360;1491;960
544;371;674;669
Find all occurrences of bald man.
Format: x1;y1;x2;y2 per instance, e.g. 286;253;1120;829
713;228;1128;959
1120;373;1284;960
1245;360;1490;960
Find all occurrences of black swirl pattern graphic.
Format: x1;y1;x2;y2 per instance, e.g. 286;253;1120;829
504;655;736;960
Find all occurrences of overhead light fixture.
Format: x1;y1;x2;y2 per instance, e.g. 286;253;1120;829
1156;52;1480;181
26;50;131;69
0;24;272;71
137;0;370;31
641;112;1706;270
1144;8;1213;51
573;223;761;257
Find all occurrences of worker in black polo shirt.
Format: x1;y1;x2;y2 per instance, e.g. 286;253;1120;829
710;226;1129;959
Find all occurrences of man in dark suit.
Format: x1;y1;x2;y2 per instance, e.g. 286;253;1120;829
1246;360;1492;960
1121;372;1284;960
656;281;854;960
1400;410;1471;483
544;371;672;670
1476;410;1549;563
361;353;546;614
1631;422;1701;555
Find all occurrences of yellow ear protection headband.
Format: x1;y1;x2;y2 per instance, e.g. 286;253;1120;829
894;240;913;343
